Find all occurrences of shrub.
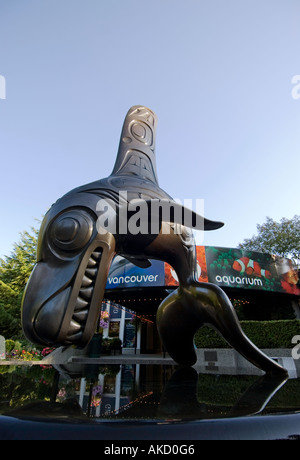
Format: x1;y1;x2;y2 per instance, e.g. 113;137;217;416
5;339;15;353
194;320;300;349
100;337;122;354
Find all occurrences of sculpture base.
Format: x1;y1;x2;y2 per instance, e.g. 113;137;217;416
40;346;299;378
88;333;103;358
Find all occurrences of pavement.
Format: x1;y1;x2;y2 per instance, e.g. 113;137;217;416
68;353;176;365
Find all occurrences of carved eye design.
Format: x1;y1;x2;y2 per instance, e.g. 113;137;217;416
49;210;94;252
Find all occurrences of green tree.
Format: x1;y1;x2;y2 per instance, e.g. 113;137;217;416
0;280;20;339
0;227;39;291
0;226;39;339
238;215;300;265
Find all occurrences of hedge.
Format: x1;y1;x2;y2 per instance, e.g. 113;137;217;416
194;320;300;349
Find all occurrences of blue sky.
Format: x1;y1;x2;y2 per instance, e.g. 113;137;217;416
0;0;299;259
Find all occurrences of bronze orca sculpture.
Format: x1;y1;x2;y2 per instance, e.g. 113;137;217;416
22;106;286;374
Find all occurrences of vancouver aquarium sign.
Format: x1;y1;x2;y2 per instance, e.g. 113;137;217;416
106;246;300;296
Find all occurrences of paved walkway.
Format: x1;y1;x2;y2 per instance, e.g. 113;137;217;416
0;353;176;366
0;359;43;365
2;348;298;378
69;353;176;365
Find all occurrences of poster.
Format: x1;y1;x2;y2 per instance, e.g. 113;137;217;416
123;321;136;348
205;246;300;295
108;321;120;338
105;247;300;296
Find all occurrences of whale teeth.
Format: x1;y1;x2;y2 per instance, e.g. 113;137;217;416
87;257;97;268
75;296;89;311
85;268;97;278
91;250;102;261
69;319;82;334
79;286;93;299
67;247;102;343
73;310;89;323
81;275;93;287
66;331;83;341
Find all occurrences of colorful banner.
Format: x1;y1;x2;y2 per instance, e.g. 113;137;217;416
164;246;208;286
106;255;165;289
205;246;300;296
105;247;300;296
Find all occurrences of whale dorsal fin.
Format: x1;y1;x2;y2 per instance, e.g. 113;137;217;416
111;106;159;185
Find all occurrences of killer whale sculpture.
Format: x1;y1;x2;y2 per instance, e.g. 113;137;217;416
22;105;286;374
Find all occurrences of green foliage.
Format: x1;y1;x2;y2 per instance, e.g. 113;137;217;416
0;279;21;339
0;280;18;303
101;337;122;354
0;307;20;340
238;215;300;263
4;339;49;361
0;226;39;340
0;227;39;291
194;320;300;349
0;365;56;408
5;339;15;354
232;297;296;321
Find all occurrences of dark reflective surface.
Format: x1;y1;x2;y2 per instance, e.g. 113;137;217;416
1;363;300;423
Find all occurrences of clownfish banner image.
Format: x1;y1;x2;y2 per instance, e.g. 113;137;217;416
204;247;300;296
164;246;300;296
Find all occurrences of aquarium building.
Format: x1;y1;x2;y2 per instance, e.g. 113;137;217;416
102;246;300;354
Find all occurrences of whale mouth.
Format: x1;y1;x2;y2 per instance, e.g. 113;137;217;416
65;248;103;344
32;247;104;346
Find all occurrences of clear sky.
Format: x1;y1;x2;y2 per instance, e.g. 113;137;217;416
0;0;299;259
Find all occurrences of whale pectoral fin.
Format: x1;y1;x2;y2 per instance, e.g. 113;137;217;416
119;199;224;233
165;200;224;231
156;289;203;367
